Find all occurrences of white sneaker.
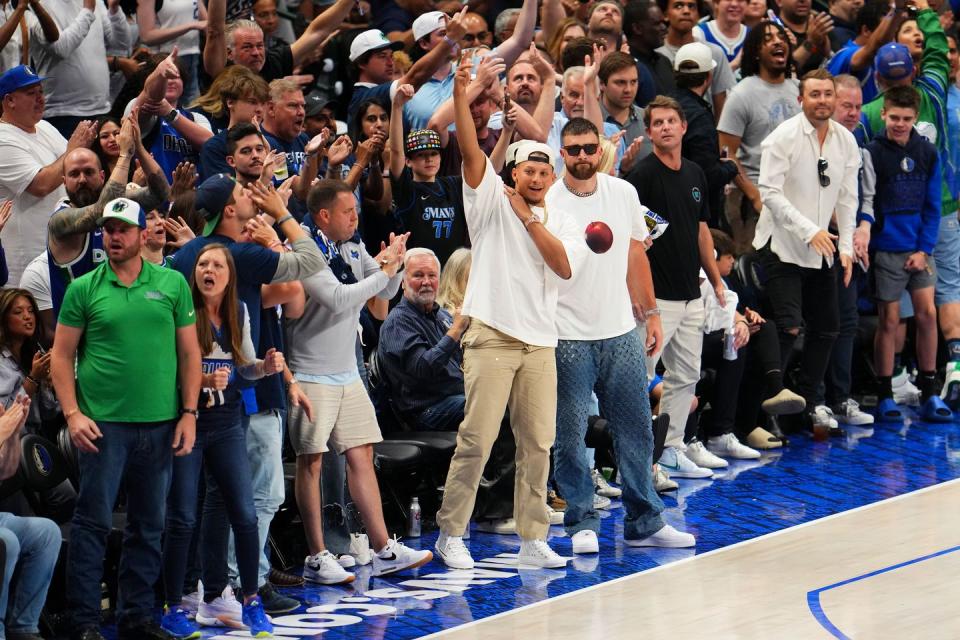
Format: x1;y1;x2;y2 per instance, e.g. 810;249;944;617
810;405;839;429
435;532;474;569
475;518;517;534
518;539;568;568
571;529;599;554
303;551;355;585
591;469;622;498
943;362;960;410
625;524;696;548
659;447;712;479
336;554;356;568
834;399;875;425
654;465;678;492
372;537;433;576
349;533;372;566
593;494;612;510
707;433;761;460
893;370;922;406
547;506;565;526
195;585;243;628
180;581;202;620
684;439;729;468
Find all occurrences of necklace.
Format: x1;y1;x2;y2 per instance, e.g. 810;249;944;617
564;179;597;198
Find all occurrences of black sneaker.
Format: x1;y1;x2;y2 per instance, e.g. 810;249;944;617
71;627;106;640
269;566;305;587
259;583;301;614
117;620;175;640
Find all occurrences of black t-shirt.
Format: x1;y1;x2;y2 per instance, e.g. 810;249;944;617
627;153;709;302
390;167;468;266
261;44;294;82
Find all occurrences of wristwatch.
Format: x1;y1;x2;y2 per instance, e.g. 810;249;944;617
523;213;541;228
163;108;179;124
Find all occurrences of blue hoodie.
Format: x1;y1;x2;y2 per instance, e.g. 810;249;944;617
864;129;942;254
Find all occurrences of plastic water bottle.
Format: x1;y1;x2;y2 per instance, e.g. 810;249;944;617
407;497;421;537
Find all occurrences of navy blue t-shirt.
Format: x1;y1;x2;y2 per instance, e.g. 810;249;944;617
348;82;393;116
263;128;309;219
199;130;231;182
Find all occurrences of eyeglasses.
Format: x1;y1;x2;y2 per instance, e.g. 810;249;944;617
463;32;489;43
563;143;599;156
817;157;830;188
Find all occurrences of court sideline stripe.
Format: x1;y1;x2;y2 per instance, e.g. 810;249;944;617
421;477;960;639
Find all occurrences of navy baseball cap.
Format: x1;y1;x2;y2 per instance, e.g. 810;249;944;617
875;43;914;81
196;174;237;236
0;65;45;99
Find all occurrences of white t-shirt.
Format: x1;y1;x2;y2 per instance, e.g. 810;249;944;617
548;173;649;341
0;121;67;284
461;157;584;347
19;251;52;311
0;5;39;73
154;0;201;56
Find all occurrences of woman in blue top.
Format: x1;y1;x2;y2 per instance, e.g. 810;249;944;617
161;244;281;638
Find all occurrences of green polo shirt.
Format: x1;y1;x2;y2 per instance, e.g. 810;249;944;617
58;258;196;423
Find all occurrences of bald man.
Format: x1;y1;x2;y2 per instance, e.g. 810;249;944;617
19;117;170;332
461;12;493;49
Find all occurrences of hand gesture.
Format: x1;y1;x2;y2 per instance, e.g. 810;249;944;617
807;12;834;51
356;133;385;166
619;136;645;175
327;135;353;166
172;413;195;456
454;53;473;97
171;162;197;197
259;149;286;184
305;130;329;156
207;366;230;390
584;47;601;87
528;42;554;81
67;409;102;453
444;6;469;44
277;176;295;207
808;229;838;258
0;401;26;444
157;46;181;80
117;114;138;157
393;82;415;106
244;213;281;247
30;351;51;381
67;120;98;151
733;319;750;349
503;95;519;130
262;348;285;374
475;55;506;88
163;215;196;248
131;159;147;186
0;201;12;236
450;307;471;336
282;74;315;87
743;306;765;334
288;383;315;422
247;180;287;220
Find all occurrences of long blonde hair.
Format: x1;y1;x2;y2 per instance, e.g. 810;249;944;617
437;248;472;313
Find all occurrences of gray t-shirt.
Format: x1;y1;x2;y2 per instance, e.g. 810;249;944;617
716;75;801;183
657;41;736;97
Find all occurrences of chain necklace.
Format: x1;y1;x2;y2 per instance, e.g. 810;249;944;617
564;178;597;198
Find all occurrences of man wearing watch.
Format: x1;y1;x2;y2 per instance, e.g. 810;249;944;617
50;197;202;640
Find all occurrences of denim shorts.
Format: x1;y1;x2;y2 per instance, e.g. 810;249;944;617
934;215;960;306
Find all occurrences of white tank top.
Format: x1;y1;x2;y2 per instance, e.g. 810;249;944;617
155;0;201;55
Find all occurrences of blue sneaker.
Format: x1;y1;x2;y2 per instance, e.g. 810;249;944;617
242;595;274;637
877;397;905;423
921;395;954;423
161;605;201;639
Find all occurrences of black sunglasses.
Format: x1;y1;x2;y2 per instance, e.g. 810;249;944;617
817;157;830;188
463;32;489;43
564;143;599;156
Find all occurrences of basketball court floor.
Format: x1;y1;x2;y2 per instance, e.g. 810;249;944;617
106;414;960;639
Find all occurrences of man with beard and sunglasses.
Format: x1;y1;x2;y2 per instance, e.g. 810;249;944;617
546;116;694;555
433;57;584;571
19;114;170;334
754;68;861;436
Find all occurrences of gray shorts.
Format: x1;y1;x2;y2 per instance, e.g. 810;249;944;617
873;250;936;302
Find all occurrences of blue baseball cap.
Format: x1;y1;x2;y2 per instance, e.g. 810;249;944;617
195;174;237;236
0;65;45;99
875;43;914;81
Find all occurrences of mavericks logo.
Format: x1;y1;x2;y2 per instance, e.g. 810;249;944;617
691;187;702;203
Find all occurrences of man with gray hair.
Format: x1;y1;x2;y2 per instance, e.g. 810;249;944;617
378;247;470;430
494;8;520;44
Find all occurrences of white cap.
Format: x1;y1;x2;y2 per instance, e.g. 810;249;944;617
674;42;717;73
98;197;146;228
413;11;447;42
507;140;556;171
349;29;402;62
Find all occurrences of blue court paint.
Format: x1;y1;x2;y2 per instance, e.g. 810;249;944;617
101;419;960;639
807;543;960;639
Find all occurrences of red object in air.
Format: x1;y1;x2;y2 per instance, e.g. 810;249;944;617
584;221;613;254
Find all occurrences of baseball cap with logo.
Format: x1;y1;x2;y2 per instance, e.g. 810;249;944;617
98;197;146;228
674;42;717;73
195;174;238;236
405;129;442;156
875;43;914;81
305;90;338;118
0;65;45;99
349;29;404;62
413;11;447;42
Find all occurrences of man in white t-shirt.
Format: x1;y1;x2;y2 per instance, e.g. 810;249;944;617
0;65;96;284
434;58;583;571
547;117;695;554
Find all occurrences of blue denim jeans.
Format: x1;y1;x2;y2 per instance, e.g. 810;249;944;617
555;331;665;540
0;513;60;634
416;394;466;431
218;409;284;588
66;421;173;628
163;419;260;602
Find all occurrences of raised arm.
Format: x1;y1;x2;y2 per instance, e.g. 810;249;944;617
530;45;558;142
540;0;566;50
491;0;538;66
849;4;899;71
454;57;485;189
399;7;468;90
0;3;28;55
289;0;354;67
389;83;415;178
490;96;518;172
203;0;226;77
582;50;605;136
32;0;94;59
245;181;326;281
137;0;206;46
427;56;506;146
25;120;98;198
28;0;60;44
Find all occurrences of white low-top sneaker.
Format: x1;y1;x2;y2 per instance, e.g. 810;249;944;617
349;533;372;566
571;529;599;554
435;532;474;570
372;537;433;576
196;585;243;628
518;539;568;568
834;399;874;426
591;469;622;498
303;550;355;585
659;446;713;479
685;439;729;468
707;433;762;460
625;524;696;548
654;465;678;492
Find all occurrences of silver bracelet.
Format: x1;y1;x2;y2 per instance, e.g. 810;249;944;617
644;308;661;318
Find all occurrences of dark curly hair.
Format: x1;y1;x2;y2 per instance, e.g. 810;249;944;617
741;20;795;79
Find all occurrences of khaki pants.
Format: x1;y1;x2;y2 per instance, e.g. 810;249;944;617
436;321;557;540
